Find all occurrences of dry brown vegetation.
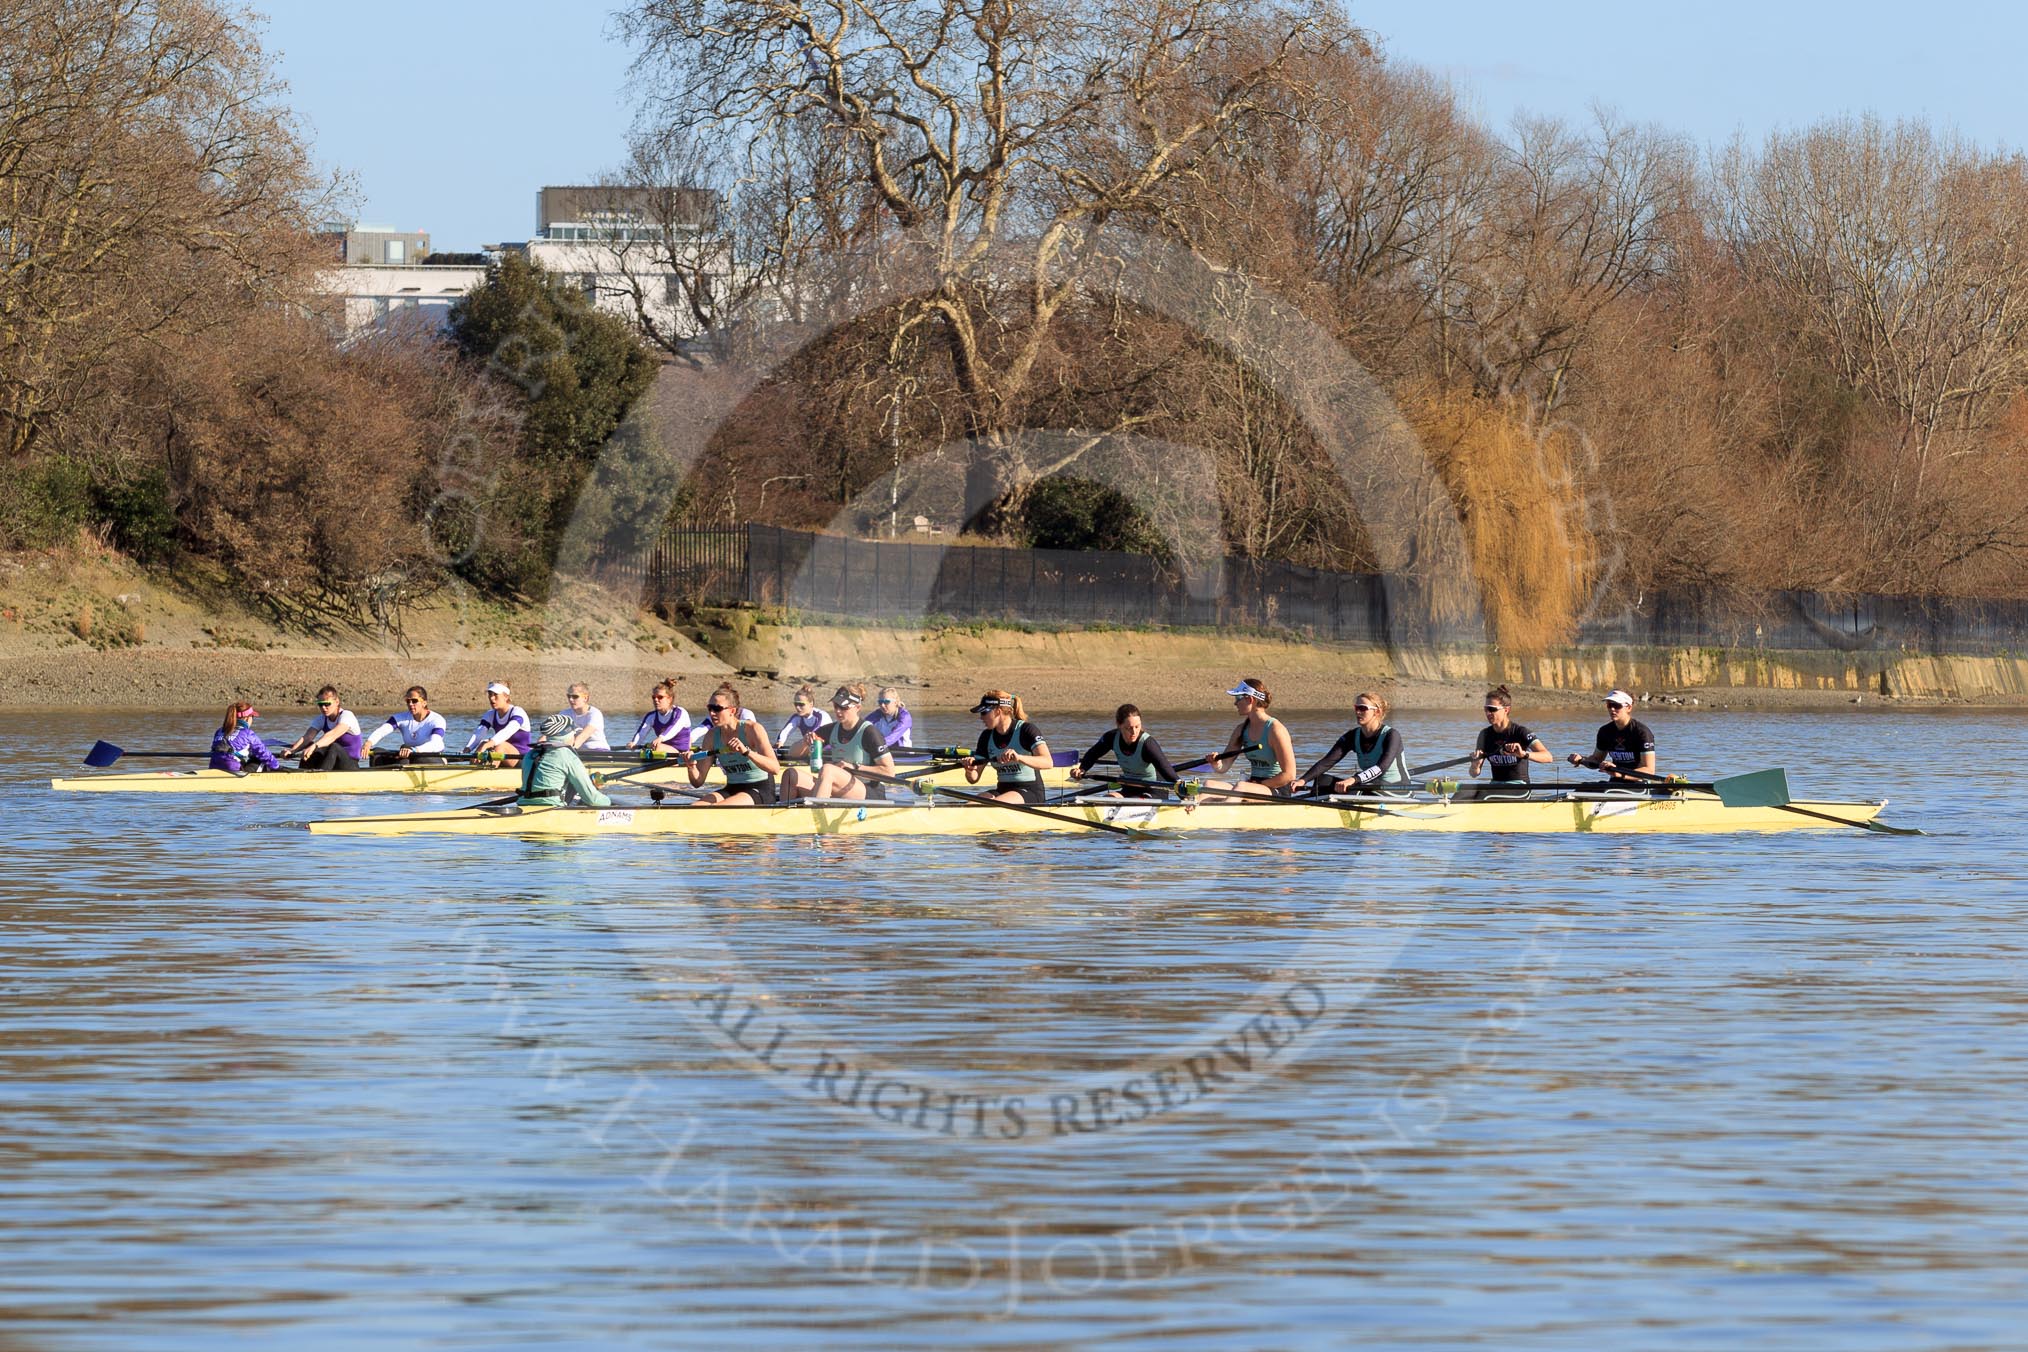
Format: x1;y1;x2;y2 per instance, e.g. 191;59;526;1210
1;0;524;624
624;0;2028;647
7;0;2027;655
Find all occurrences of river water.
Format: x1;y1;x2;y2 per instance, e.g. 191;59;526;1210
3;707;2022;1349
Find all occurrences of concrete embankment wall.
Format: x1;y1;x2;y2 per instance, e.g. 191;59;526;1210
684;611;2028;707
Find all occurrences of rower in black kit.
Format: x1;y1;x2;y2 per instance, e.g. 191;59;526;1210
1567;689;1657;789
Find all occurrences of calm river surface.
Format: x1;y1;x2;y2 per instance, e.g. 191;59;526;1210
3;706;2023;1349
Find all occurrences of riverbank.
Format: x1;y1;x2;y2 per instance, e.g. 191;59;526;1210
5;552;2025;714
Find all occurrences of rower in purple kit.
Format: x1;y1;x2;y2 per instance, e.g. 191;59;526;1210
868;688;914;751
363;686;448;765
210;700;279;775
774;685;830;750
282;685;363;771
626;680;692;756
465;680;531;767
1567;689;1656;783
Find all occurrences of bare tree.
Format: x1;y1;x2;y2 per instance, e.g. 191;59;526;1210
0;0;332;460
619;0;1358;531
1717;116;2028;495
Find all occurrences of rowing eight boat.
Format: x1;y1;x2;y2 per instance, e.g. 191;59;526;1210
52;762;1074;795
306;788;1892;837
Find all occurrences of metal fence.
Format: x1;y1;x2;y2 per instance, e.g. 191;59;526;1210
618;523;2028;656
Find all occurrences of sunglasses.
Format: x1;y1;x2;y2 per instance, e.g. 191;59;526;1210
405;697;423;705
794;702;812;710
832;701;853;711
706;704;728;714
318;701;336;708
652;692;671;700
878;698;896;705
1484;706;1503;713
1354;704;1375;713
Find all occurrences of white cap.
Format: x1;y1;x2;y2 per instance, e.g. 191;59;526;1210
486;681;511;695
1604;689;1633;707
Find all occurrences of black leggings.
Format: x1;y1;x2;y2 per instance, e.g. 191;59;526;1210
301;743;355;772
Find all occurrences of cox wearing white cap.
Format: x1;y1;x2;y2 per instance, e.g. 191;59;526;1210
1567;690;1656;779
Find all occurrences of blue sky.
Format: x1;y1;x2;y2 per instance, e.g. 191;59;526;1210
263;1;2025;253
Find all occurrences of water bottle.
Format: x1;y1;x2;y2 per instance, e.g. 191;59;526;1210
808;732;822;777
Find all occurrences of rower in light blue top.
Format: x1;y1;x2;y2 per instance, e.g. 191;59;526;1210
1205;678;1298;798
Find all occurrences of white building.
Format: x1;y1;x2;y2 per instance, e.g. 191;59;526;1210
313;189;728;346
314;221;486;338
516;185;724;353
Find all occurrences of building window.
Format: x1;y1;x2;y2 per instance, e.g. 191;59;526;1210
385;239;405;264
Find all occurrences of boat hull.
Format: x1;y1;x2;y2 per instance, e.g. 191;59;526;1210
306;792;1891;838
53;762;1067;795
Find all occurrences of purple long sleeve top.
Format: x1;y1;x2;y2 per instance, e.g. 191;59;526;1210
211;726;281;773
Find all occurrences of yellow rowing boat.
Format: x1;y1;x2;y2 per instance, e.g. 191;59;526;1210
52;761;1072;795
306;789;1894;837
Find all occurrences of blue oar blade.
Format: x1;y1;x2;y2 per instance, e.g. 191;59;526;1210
84;740;125;768
1712;767;1791;809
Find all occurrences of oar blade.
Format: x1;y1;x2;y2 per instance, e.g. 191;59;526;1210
84;740;126;768
1712;767;1791;809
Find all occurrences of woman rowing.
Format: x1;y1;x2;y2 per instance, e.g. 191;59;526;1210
1295;691;1411;797
363;686;447;765
1567;689;1656;780
869;687;914;750
561;682;610;751
626;680;692;756
779;682;896;803
964;691;1051;804
465;681;531;766
682;684;780;805
210;701;279;775
1204;678;1297;798
1070;704;1179;799
774;685;830;749
1470;684;1551;795
282;685;363;771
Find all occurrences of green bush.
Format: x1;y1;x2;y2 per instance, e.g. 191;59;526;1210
1;457;93;548
93;469;179;562
1022;476;1171;559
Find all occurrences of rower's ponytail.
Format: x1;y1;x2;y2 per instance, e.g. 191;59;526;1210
1008;693;1028;722
1239;677;1271;707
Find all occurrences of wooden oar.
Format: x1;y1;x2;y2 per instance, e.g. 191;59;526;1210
846;765;1149;838
1612;766;1921;835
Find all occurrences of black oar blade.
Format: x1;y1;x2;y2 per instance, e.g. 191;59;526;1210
84;740;126;768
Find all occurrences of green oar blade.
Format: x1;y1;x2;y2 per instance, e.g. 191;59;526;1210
1711;767;1792;809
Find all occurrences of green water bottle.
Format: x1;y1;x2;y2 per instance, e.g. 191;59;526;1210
808;731;822;777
